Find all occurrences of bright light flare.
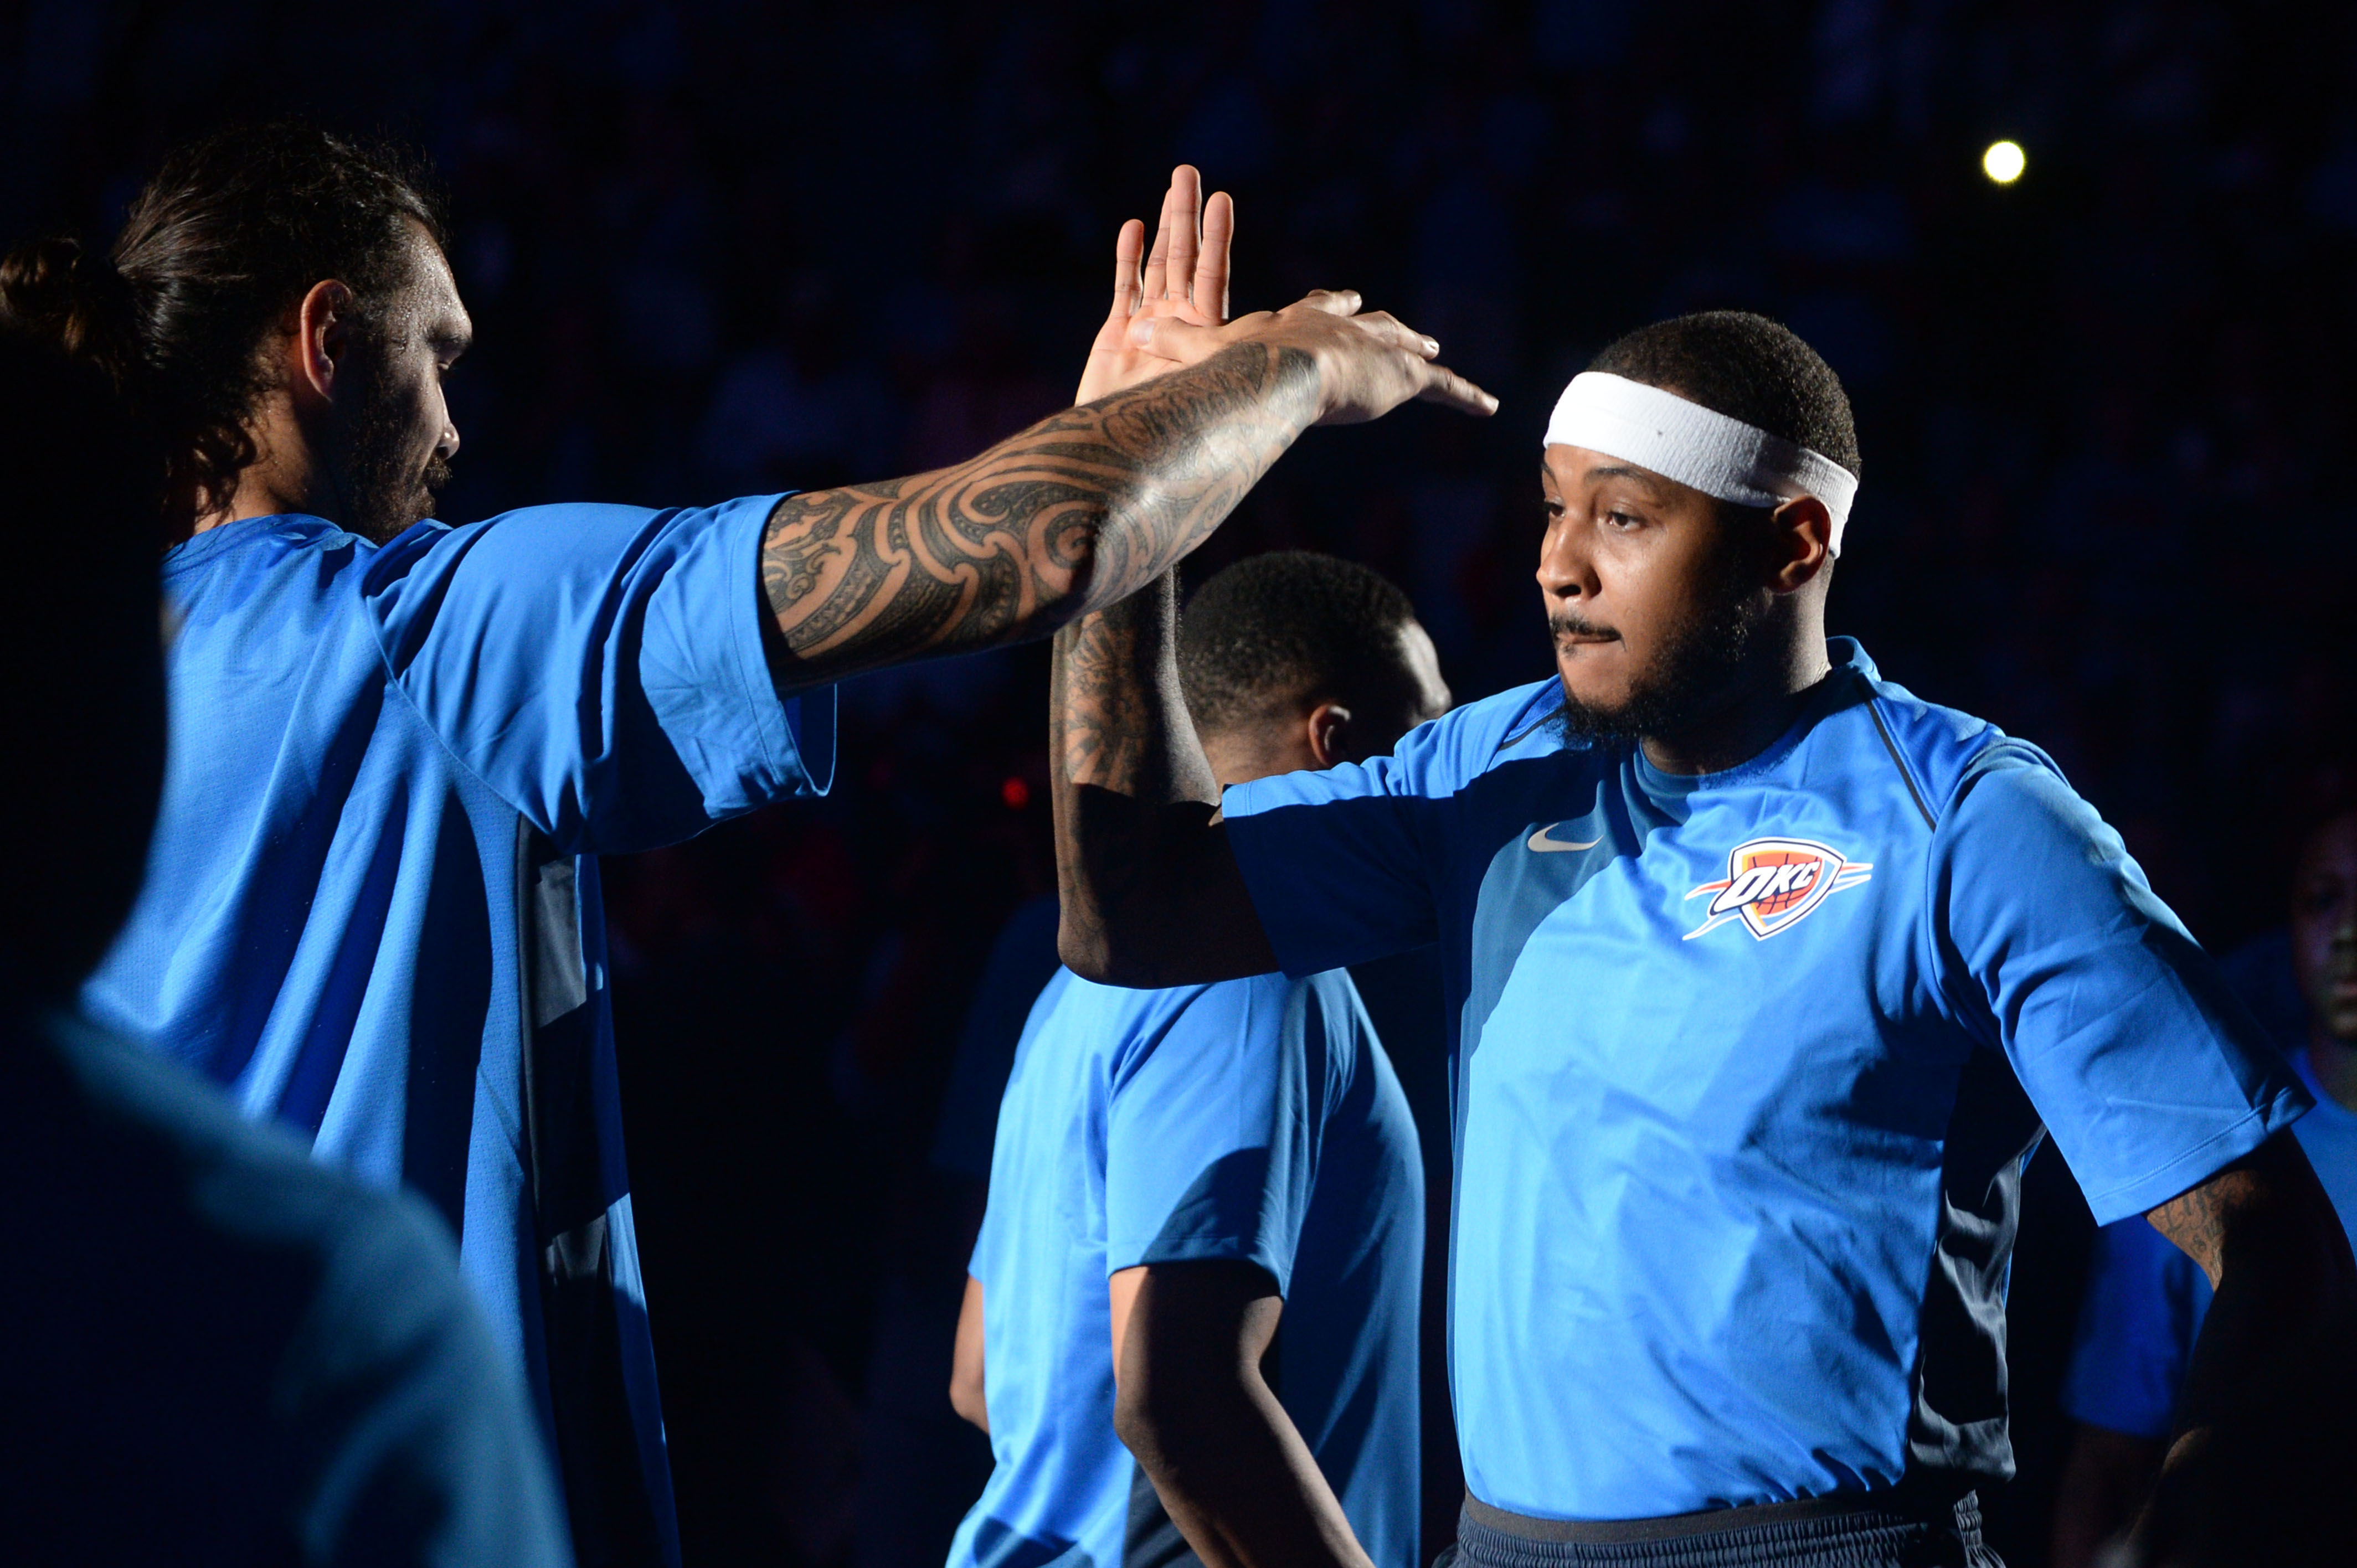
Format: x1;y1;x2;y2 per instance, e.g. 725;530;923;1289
1982;140;2026;184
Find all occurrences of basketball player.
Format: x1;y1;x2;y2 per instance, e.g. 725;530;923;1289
0;324;564;1564
3;125;1490;1566
949;553;1447;1568
1051;309;2357;1566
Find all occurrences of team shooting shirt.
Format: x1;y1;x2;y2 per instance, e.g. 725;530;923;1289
2062;1046;2357;1439
952;967;1423;1568
1221;638;2307;1522
80;499;835;1564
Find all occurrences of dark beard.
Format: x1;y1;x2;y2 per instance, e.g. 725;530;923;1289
325;367;449;544
1548;548;1768;749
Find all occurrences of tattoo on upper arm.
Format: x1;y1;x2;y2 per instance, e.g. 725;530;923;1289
761;344;1317;685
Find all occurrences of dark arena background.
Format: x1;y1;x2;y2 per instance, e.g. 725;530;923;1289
7;3;2354;1565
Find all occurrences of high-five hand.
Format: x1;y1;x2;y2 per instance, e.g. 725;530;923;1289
1075;165;1234;405
1126;290;1496;425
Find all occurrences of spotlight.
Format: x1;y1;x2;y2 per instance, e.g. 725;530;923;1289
1982;140;2026;184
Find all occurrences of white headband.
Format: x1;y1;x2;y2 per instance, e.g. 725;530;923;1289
1543;372;1859;555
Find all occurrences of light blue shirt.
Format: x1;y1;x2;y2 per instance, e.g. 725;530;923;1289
1221;639;2306;1521
81;500;835;1562
950;968;1423;1568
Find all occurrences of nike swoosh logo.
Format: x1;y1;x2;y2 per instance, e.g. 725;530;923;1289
1527;824;1603;853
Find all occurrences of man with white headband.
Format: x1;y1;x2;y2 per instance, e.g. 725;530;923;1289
1050;309;2357;1566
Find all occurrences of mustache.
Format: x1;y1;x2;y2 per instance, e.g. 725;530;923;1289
1548;612;1621;641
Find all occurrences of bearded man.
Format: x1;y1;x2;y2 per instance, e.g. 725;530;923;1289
1051;308;2357;1568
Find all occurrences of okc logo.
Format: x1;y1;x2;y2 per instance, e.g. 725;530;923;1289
1682;837;1872;941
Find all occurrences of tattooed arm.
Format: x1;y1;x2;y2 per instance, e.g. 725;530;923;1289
1049;573;1276;986
2133;1129;2357;1555
759;291;1489;693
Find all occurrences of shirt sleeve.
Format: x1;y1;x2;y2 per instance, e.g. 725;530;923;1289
2059;1216;2212;1440
362;495;835;853
1219;714;1483;979
1932;748;2310;1224
1103;974;1336;1293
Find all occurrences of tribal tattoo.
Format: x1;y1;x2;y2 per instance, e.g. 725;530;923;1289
1049;574;1275;988
759;342;1318;690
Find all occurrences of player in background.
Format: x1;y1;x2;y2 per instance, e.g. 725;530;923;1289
0;314;566;1564
950;551;1448;1568
1;123;1491;1567
2049;797;2357;1567
1051;307;2357;1567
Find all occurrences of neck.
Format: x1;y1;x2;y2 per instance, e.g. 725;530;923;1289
1639;626;1834;777
1201;728;1315;791
2307;1032;2357;1115
191;400;325;534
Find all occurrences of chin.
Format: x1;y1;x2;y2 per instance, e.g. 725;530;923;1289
1555;663;1634;714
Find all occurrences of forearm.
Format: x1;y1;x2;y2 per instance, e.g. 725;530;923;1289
1051;578;1273;984
1119;1368;1371;1568
761;342;1318;688
2149;1132;2357;1452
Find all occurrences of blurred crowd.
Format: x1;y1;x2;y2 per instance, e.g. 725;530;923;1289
6;2;2353;1564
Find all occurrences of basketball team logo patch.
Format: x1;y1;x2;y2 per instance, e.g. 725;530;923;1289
1682;837;1872;941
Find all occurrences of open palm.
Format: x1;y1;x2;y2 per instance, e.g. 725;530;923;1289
1074;165;1235;405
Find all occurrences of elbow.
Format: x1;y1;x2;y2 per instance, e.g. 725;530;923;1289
1058;912;1160;988
949;1369;989;1435
1058;913;1116;985
1112;1371;1179;1473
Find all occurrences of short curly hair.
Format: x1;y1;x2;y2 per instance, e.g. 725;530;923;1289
1180;551;1418;735
1587;310;1861;477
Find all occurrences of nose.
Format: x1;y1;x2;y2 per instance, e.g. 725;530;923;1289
438;417;460;462
1536;512;1596;602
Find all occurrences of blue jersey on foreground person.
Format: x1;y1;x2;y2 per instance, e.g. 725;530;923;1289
2;1001;570;1566
79;498;835;1560
1219;639;2307;1523
2063;1045;2357;1440
950;967;1423;1568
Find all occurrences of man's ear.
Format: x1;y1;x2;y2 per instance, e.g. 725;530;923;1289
1305;700;1353;769
290;280;359;405
1767;496;1834;594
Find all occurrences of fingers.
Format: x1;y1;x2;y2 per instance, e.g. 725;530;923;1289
1296;288;1363;317
1196;190;1234;323
1109;218;1146;320
1141;187;1175;305
1164;166;1202;306
1344;309;1440;357
1416;363;1500;416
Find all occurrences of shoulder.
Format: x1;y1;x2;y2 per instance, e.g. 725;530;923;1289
1413;677;1567;780
1832;643;2057;828
40;1008;464;1293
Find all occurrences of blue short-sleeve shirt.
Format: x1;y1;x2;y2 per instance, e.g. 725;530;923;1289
949;967;1422;1568
1221;639;2306;1521
80;499;835;1562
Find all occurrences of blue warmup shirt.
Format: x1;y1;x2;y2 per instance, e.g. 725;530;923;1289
2062;1046;2357;1438
1221;639;2307;1521
3;1000;569;1566
950;968;1423;1568
80;501;834;1564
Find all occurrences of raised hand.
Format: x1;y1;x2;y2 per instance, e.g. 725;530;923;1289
1075;166;1235;405
1126;290;1496;426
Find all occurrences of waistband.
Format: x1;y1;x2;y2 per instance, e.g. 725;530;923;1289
1455;1490;1987;1567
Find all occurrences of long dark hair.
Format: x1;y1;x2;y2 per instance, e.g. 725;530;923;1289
0;122;449;531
